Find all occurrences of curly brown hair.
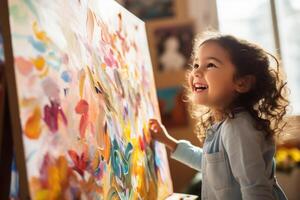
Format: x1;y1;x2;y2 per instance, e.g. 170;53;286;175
186;32;289;143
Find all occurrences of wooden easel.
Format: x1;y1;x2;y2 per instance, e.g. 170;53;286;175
0;62;14;200
0;0;30;199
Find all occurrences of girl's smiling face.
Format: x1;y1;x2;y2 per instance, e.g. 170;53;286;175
189;41;238;110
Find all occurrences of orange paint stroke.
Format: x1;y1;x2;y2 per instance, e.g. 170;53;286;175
32;56;45;71
24;107;42;139
33;21;51;43
102;131;110;163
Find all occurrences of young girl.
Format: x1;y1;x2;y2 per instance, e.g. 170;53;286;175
149;32;289;200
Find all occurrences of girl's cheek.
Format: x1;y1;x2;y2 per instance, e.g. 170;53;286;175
188;73;193;87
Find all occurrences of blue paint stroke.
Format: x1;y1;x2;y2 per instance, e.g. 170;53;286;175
28;36;46;53
61;70;72;82
47;51;61;71
111;139;133;178
47;59;60;71
112;149;122;178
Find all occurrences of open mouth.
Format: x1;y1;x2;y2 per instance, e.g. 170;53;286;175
193;83;208;92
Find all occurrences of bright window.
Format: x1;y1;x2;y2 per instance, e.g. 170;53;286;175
275;0;300;114
217;0;300;115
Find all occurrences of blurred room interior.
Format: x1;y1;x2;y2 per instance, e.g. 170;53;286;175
115;0;300;199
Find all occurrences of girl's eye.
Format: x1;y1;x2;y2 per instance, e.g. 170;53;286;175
207;63;216;68
193;64;199;69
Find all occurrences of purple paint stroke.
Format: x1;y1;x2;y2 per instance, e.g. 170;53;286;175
43;100;67;133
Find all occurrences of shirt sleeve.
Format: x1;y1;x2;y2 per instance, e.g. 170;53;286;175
170;140;203;171
221;115;274;200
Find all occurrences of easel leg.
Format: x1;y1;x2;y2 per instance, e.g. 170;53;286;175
0;0;30;198
0;89;13;199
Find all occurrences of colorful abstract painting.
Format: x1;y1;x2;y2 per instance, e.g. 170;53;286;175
5;0;172;199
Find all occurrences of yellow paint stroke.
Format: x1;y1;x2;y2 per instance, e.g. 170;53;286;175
47;166;61;198
33;21;51;43
86;65;95;87
86;65;105;96
31;156;69;200
33;188;49;200
91;150;100;172
117;52;126;69
126;137;157;200
124;123;131;141
24;107;42;139
79;69;86;98
101;63;106;70
143;122;151;144
110;34;117;50
20;97;38;108
131;148;147;198
38;65;49;78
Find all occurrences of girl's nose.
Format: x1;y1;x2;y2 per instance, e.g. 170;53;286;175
194;71;201;77
193;67;203;77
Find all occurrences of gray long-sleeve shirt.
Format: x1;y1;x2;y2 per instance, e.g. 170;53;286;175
171;111;287;200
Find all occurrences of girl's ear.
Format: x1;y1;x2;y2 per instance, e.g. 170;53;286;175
234;75;256;93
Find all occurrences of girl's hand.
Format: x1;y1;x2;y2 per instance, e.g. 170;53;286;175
148;118;178;152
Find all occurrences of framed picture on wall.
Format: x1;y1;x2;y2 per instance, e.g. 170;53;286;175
116;0;187;21
157;86;188;128
147;19;194;73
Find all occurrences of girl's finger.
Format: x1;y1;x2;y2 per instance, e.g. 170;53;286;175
150;124;158;133
149;120;159;127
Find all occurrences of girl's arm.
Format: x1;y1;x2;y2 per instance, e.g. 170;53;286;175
149;119;203;171
170;140;203;171
221;114;274;200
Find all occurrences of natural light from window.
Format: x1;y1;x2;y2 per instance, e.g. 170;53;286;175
217;0;300;115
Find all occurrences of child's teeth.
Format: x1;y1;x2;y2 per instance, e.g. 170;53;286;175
193;83;208;91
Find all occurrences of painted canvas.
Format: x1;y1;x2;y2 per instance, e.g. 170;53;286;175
4;0;173;199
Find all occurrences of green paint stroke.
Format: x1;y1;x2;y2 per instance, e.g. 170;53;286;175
10;0;39;23
9;4;28;23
